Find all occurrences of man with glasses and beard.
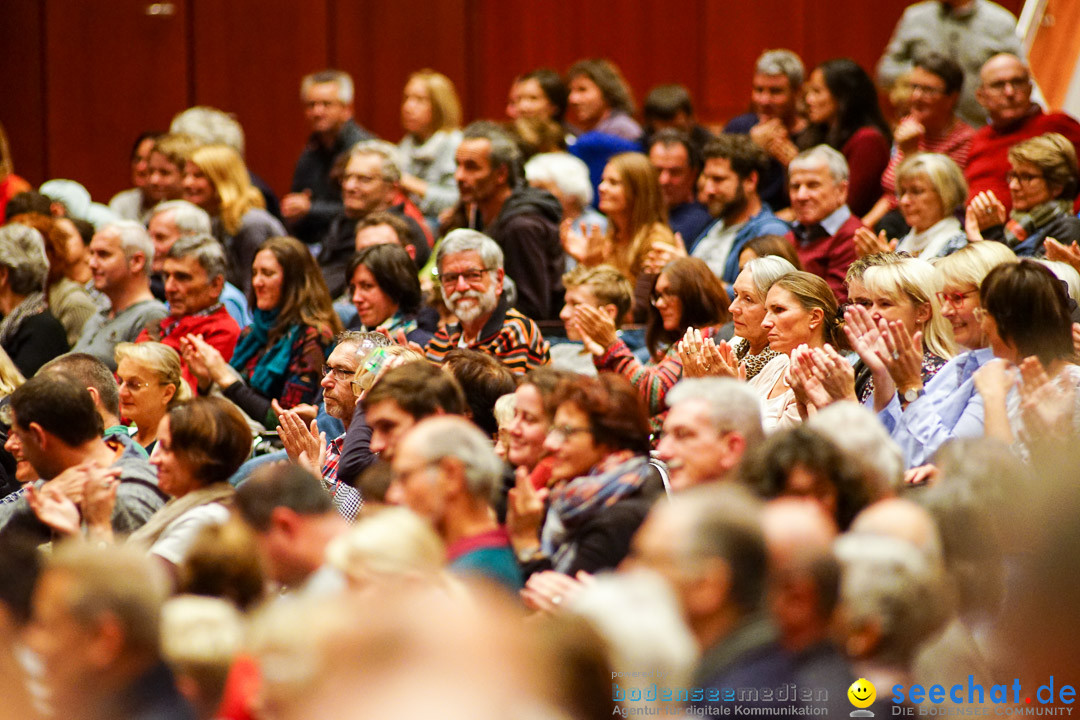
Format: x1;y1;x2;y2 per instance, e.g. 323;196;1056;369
425;229;549;375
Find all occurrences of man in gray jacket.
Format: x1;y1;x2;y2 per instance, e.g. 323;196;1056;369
0;374;164;543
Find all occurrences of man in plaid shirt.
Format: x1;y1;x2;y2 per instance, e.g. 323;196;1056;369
278;331;367;521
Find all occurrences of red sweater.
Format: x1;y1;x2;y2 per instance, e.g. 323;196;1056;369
842;127;891;218
965;109;1080;213
136;305;241;391
786;214;862;303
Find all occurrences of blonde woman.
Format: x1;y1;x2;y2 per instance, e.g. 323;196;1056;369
398;69;463;222
183;144;286;293
115;342;192;453
562;152;675;318
855;257;956;408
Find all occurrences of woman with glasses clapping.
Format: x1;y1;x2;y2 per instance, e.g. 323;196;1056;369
569;258;730;434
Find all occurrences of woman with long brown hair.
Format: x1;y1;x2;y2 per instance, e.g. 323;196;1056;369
182;236;342;429
562;152;675;318
398;69;463;224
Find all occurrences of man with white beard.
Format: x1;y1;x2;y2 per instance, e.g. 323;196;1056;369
425;229;549;376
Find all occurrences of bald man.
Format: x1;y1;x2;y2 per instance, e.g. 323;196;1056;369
965;53;1080;212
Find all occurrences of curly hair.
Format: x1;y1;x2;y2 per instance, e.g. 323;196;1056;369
738;425;876;531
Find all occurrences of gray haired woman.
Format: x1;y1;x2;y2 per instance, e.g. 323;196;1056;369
0;224;68;376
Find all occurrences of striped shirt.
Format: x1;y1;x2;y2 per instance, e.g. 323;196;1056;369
595;340;682;434
425;298;549;376
880;117;975;209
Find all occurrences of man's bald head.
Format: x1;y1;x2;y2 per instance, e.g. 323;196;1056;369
763;498;837;570
850;498;943;565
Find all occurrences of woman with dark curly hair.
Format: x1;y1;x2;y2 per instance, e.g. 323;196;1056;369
738;425;878;531
566;58;642;141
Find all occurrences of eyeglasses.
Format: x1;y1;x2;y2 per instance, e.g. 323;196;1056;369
439;267;494;287
1006;170;1044;185
651;289;676;306
985;77;1031;93
909;82;946;97
547;425;592;442
321;364;355;382
934;289;978;308
390;460;438;485
118;378;168;392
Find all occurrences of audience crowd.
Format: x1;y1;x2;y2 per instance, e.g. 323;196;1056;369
0;7;1078;718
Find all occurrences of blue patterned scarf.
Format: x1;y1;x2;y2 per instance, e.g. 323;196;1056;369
228;308;300;397
541;453;649;562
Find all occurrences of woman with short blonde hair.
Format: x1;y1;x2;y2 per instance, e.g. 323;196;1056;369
115;341;193;453
969;132;1080;256
891;153;969;260
183;144;285;293
858;257;955;406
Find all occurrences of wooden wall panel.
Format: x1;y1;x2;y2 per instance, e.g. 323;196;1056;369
0;1;46;187
43;0;190;201
190;0;330;197
335;0;468;146
0;0;1033;205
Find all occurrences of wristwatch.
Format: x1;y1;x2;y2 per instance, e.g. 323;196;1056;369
902;387;925;404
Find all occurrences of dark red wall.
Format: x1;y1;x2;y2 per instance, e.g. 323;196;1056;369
0;0;1024;204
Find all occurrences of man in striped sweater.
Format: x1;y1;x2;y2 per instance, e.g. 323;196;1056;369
425;229;549;376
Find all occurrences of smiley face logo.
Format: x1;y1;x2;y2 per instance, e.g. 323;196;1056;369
848;678;876;709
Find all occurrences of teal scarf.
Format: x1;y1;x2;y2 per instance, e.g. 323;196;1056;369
229;308;300;397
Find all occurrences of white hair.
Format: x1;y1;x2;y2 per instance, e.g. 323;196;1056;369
743;255;798;301
1035;258;1080;306
98;220;154;276
436;229;504;273
569;569;698;691
755;49;805;88
524;152;594;208
348;140;404;183
151;199;212;236
325;506;445;581
790;144;849;184
170;106;246;156
0;224;48;294
404;416;504;504
301;69;354;105
835;534;945;665
808;402;904;493
666;378;765;451
161;595;244;671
